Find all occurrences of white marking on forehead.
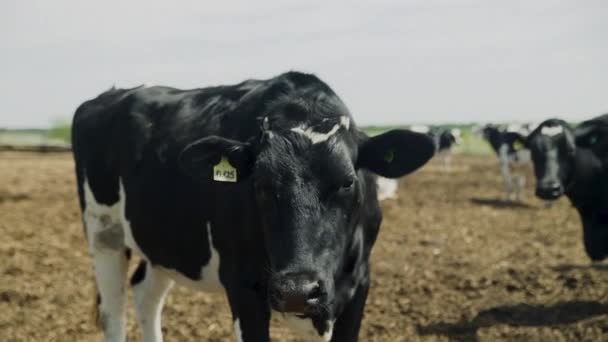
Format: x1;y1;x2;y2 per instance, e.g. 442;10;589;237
541;125;564;136
410;125;430;134
291;116;350;144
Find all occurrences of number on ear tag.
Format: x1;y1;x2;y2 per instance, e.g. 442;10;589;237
213;156;237;183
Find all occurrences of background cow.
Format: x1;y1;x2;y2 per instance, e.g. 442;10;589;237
478;124;530;201
72;71;435;342
409;125;461;171
526;118;608;261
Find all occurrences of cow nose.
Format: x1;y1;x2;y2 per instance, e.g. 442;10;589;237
269;272;325;313
536;181;563;200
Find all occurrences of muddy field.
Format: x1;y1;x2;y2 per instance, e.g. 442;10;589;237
2;151;608;341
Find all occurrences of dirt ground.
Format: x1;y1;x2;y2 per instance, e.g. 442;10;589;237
2;151;608;341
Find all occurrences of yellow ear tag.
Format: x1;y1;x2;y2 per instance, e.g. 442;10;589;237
514;141;524;151
213;156;237;183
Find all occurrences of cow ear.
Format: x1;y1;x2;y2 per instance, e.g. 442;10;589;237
179;136;255;183
576;125;608;160
357;129;435;178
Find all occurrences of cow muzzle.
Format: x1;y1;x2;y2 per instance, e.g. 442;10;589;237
269;271;327;315
535;181;563;200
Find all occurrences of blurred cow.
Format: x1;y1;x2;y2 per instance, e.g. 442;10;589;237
478;124;530;201
526;117;608;261
410;125;462;171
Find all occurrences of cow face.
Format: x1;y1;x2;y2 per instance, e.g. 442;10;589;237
526;119;576;200
179;116;434;320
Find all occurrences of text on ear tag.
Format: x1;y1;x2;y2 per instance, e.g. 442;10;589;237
213;156;237;183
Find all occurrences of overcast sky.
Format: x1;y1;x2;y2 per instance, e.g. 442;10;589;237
2;0;607;128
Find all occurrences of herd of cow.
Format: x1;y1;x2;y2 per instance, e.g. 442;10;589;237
70;71;607;342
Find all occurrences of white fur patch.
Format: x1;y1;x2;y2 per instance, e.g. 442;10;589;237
199;221;223;290
83;178;128;341
506;124;523;133
410;125;430;134
291;116;350;144
541;125;564;136
376;177;398;201
119;180;145;257
153;222;223;292
133;266;174;342
234;319;243;342
119;180;223;291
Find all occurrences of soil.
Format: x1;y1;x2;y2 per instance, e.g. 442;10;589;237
2;151;608;341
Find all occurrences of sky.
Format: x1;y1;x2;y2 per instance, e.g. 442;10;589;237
1;0;607;128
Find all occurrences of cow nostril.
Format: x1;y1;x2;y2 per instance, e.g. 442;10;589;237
306;282;323;301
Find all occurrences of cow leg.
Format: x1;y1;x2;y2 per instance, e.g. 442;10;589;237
227;286;271;342
442;152;452;172
514;174;526;201
85;210;128;342
132;261;174;342
498;145;514;201
330;281;370;342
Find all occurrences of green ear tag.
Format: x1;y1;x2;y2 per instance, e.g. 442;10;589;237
589;135;598;145
384;149;395;163
514;140;524;151
213;156;237;183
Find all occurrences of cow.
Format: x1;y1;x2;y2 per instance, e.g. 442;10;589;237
409;125;461;171
71;71;435;342
525;117;608;261
478;124;530;201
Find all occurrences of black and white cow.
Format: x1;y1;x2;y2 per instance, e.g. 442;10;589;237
71;71;435;341
410;125;461;171
478;124;530;201
526;117;608;261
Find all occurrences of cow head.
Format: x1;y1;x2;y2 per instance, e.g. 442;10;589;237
525;119;576;201
441;128;462;149
179;100;434;329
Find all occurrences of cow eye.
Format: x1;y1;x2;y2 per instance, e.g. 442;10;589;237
337;179;355;193
341;179;355;189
